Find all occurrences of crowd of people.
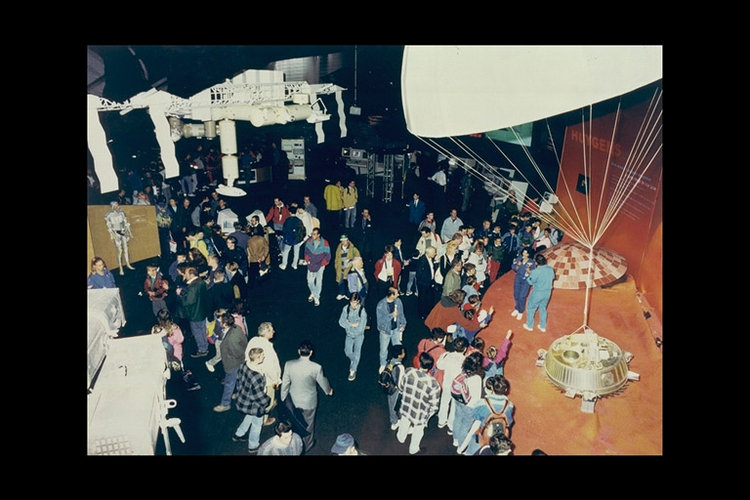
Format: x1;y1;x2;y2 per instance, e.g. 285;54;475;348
89;151;563;455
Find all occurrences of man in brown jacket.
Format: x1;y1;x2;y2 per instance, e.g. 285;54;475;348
247;232;270;292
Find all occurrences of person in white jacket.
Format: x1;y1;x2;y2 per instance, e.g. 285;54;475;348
435;335;469;434
246;321;282;426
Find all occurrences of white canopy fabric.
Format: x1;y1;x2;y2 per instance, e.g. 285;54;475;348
401;45;662;138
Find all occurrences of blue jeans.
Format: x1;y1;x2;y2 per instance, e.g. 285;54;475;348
235;414;264;449
525;290;551;329
189;320;208;353
307;266;325;300
387;391;401;426
220;367;239;406
379;328;403;367
513;279;531;313
463;429;482;455
337;279;350;296
343;206;356;228
344;334;365;372
452;401;473;449
405;271;417;294
281;241;304;269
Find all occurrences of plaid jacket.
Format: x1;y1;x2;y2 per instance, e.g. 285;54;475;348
235;363;271;416
397;367;441;425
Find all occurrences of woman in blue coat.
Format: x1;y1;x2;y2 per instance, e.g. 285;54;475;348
338;293;368;382
510;248;536;322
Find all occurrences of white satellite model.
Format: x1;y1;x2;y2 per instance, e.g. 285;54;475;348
88;69;347;196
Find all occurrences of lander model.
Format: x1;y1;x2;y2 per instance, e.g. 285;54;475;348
531;241;637;411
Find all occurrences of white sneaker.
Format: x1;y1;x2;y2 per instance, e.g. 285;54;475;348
405;291;413;296
314;298;320;306
298;260;307;266
278;264;287;270
336;294;347;300
391;423;399;431
538;325;546;332
516;313;523;321
378;365;386;374
205;361;215;373
522;323;533;331
348;370;356;381
308;294;314;302
511;310;518;317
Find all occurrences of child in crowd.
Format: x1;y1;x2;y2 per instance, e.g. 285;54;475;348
144;263;169;317
482;330;514;380
151;308;200;391
454;297;495;343
462;276;479;306
206;307;228;373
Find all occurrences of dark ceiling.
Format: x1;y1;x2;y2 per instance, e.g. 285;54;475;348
87;45;411;170
88;45;404;109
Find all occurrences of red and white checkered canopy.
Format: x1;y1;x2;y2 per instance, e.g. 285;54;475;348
539;241;628;290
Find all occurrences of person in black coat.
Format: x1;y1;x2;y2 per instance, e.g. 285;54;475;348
415;246;438;320
352;207;376;266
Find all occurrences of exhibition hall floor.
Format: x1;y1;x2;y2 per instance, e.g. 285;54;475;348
98;180;663;456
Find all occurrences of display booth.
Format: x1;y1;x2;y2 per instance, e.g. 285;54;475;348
86;205;160;277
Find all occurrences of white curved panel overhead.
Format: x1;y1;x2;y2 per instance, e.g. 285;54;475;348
401;45;662;138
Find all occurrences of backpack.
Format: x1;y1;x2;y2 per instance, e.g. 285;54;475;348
347;269;368;301
155;205;172;228
294;219;307;244
450;371;471;404
378;363;400;395
475;397;510;447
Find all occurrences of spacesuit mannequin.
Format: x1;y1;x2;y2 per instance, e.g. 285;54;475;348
105;201;136;275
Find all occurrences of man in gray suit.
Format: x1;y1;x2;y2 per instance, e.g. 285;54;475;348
280;340;333;453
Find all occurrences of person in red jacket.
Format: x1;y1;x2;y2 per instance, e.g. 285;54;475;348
266;197;291;260
425;289;489;336
373;245;402;300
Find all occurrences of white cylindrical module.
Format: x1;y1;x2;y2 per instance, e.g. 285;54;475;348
248;105;313;127
218;119;237;155
204;120;217;139
182;122;206;138
221;154;239;187
168;116;184;141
